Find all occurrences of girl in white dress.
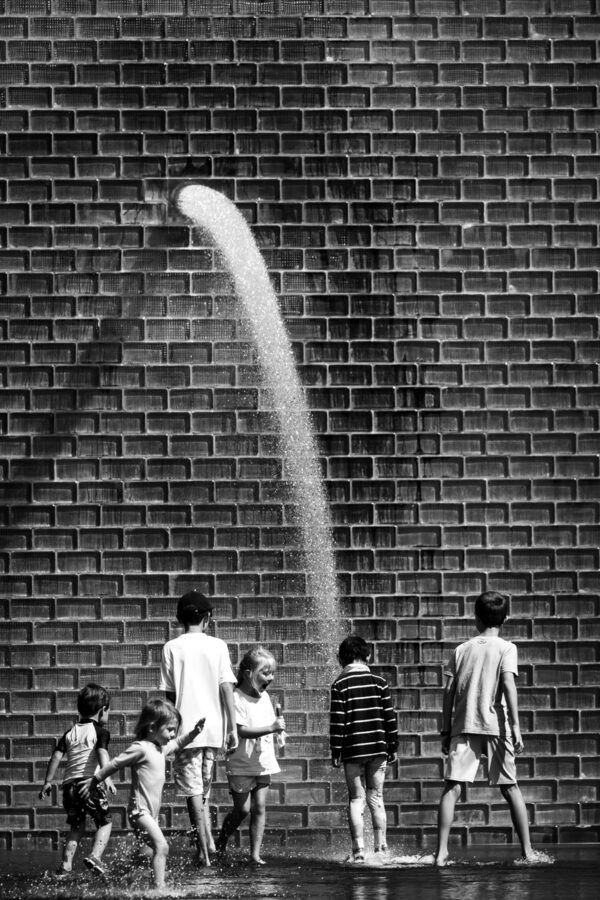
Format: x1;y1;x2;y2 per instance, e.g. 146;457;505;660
215;647;286;866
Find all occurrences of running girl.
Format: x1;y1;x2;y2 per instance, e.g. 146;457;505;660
81;699;204;888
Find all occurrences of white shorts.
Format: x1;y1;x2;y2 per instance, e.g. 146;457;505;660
174;747;216;798
444;733;517;785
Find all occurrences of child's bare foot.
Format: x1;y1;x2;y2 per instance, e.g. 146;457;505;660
515;849;554;865
250;856;266;866
434;853;449;867
55;866;72;878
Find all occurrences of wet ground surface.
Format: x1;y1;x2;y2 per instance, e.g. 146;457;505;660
0;841;598;900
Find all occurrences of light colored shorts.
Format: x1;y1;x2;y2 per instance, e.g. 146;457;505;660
174;747;217;798
228;774;271;794
343;755;387;800
444;733;517;785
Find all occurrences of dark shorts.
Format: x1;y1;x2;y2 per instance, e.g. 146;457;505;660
62;780;112;829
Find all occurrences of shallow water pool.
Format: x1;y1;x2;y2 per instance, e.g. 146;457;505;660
0;842;598;900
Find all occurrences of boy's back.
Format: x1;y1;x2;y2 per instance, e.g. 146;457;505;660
330;664;398;761
159;630;234;748
447;634;518;736
59;720;110;783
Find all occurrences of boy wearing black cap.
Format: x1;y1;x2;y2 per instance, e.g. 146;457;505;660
159;589;238;866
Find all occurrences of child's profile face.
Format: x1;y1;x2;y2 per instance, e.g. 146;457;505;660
151;718;178;746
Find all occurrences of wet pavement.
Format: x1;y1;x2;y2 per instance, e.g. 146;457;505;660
0;841;598;900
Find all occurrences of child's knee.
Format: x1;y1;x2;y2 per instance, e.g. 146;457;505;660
154;837;169;858
366;787;383;810
350;796;366;814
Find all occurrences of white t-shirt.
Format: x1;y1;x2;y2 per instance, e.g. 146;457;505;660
158;632;236;749
225;688;281;777
445;635;518;736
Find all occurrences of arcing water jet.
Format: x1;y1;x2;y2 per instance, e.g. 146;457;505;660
177;185;342;667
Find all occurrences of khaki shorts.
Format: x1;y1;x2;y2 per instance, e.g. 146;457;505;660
174;747;217;798
444;733;517;785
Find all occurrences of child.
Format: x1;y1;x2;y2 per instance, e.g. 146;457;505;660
434;590;540;865
215;646;285;866
80;698;205;889
39;683;116;878
159;589;238;866
330;635;398;863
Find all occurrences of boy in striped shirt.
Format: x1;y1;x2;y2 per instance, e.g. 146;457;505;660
330;635;398;863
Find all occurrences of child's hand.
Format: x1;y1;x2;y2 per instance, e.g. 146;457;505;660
192;717;206;736
39;782;52;800
273;715;285;733
441;734;451;756
78;778;94;800
331;753;342;768
105;777;117;796
226;729;239;753
387;751;397;764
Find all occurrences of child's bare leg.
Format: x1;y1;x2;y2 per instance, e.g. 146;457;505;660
500;783;533;857
90;822;112;861
249;784;269;864
62;823;85;870
203;798;217;853
365;759;388;851
215;790;251;857
343;763;366;857
187;795;211;867
136;814;169;888
435;781;462;866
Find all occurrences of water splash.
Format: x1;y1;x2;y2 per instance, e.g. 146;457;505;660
176;185;342;668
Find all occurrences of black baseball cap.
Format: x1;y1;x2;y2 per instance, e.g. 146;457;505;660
176;590;213;624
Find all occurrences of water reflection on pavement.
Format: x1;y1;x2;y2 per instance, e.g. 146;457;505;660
0;843;598;900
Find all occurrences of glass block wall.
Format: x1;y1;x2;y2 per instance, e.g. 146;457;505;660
1;0;599;851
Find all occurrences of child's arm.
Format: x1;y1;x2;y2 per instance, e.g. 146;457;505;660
220;682;239;752
97;747;117;795
381;682;399;763
440;674;456;755
175;718;206;750
39;748;65;799
167;718;206;756
501;671;524;754
329;684;344;768
79;743;143;799
237;713;285;741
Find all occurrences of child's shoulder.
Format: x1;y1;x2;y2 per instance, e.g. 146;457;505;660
334;665;384;686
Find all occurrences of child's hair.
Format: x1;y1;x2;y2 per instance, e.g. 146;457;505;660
77;683;110;718
475;591;509;628
177;589;213;627
236;646;276;688
338;635;371;667
134;699;181;741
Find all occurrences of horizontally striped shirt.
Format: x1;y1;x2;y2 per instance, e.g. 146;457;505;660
330;663;398;762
